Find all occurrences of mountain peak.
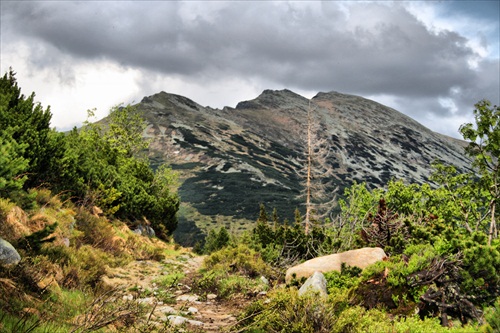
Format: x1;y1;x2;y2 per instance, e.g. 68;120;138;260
141;91;202;111
236;89;309;110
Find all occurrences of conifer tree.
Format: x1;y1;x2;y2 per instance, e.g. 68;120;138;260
0;69;60;190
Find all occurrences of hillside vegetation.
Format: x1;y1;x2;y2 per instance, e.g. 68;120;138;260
0;69;499;332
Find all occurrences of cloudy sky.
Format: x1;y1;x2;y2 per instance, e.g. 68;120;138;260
1;1;499;138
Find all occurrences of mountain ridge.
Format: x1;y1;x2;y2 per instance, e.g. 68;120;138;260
134;89;471;245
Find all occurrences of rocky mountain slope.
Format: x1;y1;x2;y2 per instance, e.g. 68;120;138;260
135;89;471;245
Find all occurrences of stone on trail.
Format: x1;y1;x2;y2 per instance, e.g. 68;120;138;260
176;294;200;302
285;247;387;283
137;297;155;304
156;305;176;314
187;306;198;314
165;315;204;327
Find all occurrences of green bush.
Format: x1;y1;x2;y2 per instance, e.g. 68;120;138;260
324;263;361;293
238;287;480;333
483;298;500;333
236;288;336;333
203;226;230;253
195;244;272;299
153;272;185;289
250;205;336;269
203;244;272;278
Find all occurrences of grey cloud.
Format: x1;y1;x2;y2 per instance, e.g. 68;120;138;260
2;1;498;119
452;59;500;114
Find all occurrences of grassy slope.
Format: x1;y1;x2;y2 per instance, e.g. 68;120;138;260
0;189;185;332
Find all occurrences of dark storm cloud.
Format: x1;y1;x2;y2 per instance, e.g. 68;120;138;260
452;59;500;114
2;1;498;119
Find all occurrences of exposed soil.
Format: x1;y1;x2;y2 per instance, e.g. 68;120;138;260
103;252;252;332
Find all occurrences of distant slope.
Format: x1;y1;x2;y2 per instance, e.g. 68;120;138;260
134;89;471;245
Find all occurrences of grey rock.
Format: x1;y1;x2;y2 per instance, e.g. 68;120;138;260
156;305;176;314
0;237;21;265
260;276;269;285
165;315;204;326
145;226;155;238
176;294;200;302
298;271;328;298
133;225;156;238
137;297;155;304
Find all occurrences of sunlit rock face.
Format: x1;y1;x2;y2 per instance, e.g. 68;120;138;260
132;89;471;245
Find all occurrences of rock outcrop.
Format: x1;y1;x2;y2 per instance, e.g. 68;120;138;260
285;247;387;283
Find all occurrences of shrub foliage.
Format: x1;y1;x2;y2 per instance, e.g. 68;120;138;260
0;69;179;237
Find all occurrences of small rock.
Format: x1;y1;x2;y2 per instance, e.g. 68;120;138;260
122;294;134;301
133;225;156;238
189;319;204;326
156;305;176;314
260;276;269;285
298;271;328;298
187;307;198;314
258;291;267;296
137;297;155;304
0;237;21;266
176;294;200;302
165;315;188;326
206;294;217;300
165;315;203;327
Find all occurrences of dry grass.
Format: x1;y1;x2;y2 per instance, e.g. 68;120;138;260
1;203;30;242
0;189;183;332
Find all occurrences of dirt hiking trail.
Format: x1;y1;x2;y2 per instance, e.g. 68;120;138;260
103;252;253;332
